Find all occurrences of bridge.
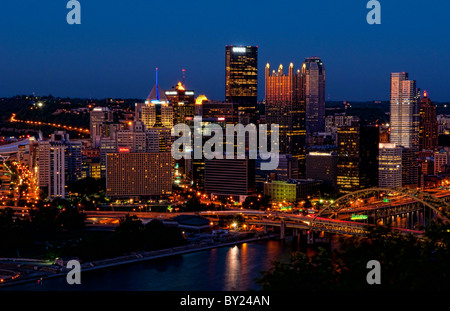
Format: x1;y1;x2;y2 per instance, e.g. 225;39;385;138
0;138;34;161
242;187;450;239
314;187;450;222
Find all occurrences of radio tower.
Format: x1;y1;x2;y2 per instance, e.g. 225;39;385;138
182;69;186;88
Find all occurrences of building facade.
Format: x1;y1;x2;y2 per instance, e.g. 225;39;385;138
305;152;337;187
204;157;255;202
378;143;402;188
38;131;82;199
301;57;326;134
165;82;195;126
106;152;172;198
390;72;420;150
419;91;438;151
225;45;258;123
336;123;379;193
265;63;306;175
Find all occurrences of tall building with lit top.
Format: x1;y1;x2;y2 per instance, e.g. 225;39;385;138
336;123;378;193
265;63;306;175
301;57;326;133
378;143;402;188
390;72;420;150
165;82;195;126
225;45;258;123
135;69;173;153
90;107;113;148
305;152;337;188
140;86;173;129
419;91;438;151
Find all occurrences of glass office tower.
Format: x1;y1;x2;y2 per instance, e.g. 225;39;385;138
225;45;258;123
301;57;326;134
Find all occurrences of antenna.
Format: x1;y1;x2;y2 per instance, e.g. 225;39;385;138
155;67;160;101
182;69;186;88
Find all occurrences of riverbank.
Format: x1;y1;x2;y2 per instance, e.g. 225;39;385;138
0;232;280;288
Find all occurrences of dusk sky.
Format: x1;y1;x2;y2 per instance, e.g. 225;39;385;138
1;0;449;101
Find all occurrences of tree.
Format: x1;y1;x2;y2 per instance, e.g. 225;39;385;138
113;214;144;252
183;195;208;212
256;247;336;291
29;205;60;234
257;222;450;291
56;207;86;230
143;219;186;250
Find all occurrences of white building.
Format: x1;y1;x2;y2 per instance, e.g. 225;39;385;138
38;131;82;199
434;151;449;175
90;107;113;148
390;73;420;150
378;143;402;188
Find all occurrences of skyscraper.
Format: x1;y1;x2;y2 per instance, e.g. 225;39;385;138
390;72;420;187
419;91;438;151
301;57;326;134
306;152;337;188
38;131;82;199
265;63;306;175
390;72;420;150
336;123;379;193
90;107;113;148
225;45;258;123
136;70;173;153
165;82;195;126
378;143;402;188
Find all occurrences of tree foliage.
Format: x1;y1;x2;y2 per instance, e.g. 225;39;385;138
257;221;450;290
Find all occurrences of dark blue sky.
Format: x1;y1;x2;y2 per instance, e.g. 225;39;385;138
1;0;449;101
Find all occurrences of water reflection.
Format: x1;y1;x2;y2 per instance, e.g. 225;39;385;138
3;239;307;291
224;245;240;290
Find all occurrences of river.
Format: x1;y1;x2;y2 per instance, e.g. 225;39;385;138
3;236;325;291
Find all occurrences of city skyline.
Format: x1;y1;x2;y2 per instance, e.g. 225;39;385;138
1;1;450;101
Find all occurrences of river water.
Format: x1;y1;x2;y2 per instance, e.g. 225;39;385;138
4;237;318;291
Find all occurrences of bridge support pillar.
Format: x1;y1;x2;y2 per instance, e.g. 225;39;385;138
264;225;268;234
293;228;299;237
307;230;313;245
280;221;285;239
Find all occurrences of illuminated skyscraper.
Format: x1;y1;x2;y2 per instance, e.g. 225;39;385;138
301;57;326;133
165;82;195;126
390;72;420;187
140;85;173;129
90;107;113;148
336;123;378;193
38;131;82;199
378;143;402;188
265;62;306;175
390;72;420;150
135;69;173;153
419;91;438;151
305;152;337;188
225;45;258;123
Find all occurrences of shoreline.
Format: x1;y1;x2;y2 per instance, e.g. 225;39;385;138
0;233;280;289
